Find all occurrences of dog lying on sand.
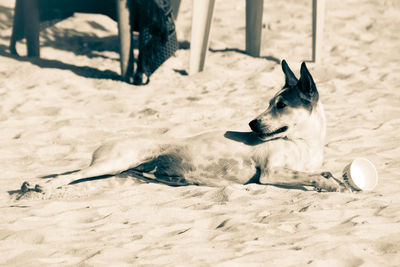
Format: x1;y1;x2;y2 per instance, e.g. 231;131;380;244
20;60;347;194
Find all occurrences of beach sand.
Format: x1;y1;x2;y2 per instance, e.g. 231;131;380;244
1;0;400;265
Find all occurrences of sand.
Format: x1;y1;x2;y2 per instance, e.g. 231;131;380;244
1;0;400;265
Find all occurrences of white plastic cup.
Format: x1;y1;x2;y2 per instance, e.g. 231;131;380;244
342;158;378;191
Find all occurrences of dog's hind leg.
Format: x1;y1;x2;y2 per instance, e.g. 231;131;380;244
24;139;159;193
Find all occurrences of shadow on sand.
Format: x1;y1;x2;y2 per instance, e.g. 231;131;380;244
209;47;281;64
0;43;121;81
0;5;13;31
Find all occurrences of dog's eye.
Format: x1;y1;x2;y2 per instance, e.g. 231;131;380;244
276;101;287;110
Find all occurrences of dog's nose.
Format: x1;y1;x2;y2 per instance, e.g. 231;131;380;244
249;119;260;132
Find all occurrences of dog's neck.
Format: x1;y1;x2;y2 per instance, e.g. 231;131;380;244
289;101;326;146
252;101;326;172
309;101;326;147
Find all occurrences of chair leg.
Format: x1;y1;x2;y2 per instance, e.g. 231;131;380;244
312;0;325;63
117;0;134;83
21;0;40;57
189;0;215;75
10;0;24;55
245;0;263;57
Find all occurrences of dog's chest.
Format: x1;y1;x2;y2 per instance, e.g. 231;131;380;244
252;139;323;173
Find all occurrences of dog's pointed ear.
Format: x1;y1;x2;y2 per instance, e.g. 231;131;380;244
282;59;298;87
298;62;318;104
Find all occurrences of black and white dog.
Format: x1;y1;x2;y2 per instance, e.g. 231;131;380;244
21;60;347;194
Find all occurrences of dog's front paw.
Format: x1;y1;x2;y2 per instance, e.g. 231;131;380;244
312;173;350;192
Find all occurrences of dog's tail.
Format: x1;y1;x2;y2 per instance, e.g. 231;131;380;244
37;162;124;190
119;168;197;187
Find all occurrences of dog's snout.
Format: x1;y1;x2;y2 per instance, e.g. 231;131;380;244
249;119;260;132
